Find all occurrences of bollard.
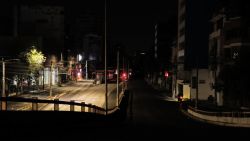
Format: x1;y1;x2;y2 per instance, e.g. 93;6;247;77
32;97;38;111
70;100;74;112
81;102;85;112
54;99;59;111
88;104;92;113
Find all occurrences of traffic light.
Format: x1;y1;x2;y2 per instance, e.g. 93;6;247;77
164;71;169;78
121;72;127;81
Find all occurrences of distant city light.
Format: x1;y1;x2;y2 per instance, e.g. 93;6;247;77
122;73;127;77
77;72;81;76
165;71;169;78
78;54;82;61
140;52;146;55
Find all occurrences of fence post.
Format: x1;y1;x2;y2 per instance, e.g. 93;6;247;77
70;100;74;112
32;97;38;111
88;104;92;113
81;102;85;112
0;97;7;111
54;99;59;111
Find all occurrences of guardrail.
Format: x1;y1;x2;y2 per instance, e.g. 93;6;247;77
1;97;106;114
187;106;250;127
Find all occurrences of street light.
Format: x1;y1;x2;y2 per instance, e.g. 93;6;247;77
49;61;53;96
104;0;108;115
116;49;120;107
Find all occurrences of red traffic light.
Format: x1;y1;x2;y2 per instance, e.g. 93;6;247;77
121;72;127;81
164;71;169;78
122;73;127;77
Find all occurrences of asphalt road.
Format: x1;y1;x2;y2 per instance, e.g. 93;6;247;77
116;78;250;137
7;81;122;111
126;79;214;128
39;82;117;111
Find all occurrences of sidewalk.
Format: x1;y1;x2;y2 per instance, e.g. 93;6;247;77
145;79;178;102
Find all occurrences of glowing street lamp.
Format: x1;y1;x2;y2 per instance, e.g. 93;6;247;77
77;54;83;62
104;0;108;115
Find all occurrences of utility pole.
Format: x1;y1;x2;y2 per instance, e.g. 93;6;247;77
2;58;5;97
86;60;88;80
127;61;129;80
43;67;45;90
195;58;199;109
1;58;19;110
117;49;119;107
104;0;108;115
1;58;6;110
50;61;53;96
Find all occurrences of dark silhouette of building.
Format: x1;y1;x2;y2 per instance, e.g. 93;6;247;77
209;0;250;107
171;0;217;100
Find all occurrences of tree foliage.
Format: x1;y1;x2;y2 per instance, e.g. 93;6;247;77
25;48;46;73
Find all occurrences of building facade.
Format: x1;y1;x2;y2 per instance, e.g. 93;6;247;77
209;0;250;107
173;0;216;100
209;8;225;106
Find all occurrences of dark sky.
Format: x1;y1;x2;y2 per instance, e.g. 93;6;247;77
108;0;177;53
0;0;177;55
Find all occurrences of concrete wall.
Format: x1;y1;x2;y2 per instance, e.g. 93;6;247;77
190;69;214;100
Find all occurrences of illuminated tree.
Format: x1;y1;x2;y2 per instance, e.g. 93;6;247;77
25;48;46;73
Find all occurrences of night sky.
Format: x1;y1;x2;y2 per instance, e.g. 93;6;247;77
108;0;177;53
0;0;177;56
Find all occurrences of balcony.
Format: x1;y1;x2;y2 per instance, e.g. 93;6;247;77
209;30;221;39
179;34;185;44
179;21;185;31
178;49;184;58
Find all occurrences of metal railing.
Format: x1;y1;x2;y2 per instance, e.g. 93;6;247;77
1;82;128;115
0;97;106;114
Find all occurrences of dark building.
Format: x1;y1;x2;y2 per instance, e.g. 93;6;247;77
65;1;104;58
0;2;65;59
19;5;65;56
64;1;105;75
172;0;217;100
209;0;250;107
